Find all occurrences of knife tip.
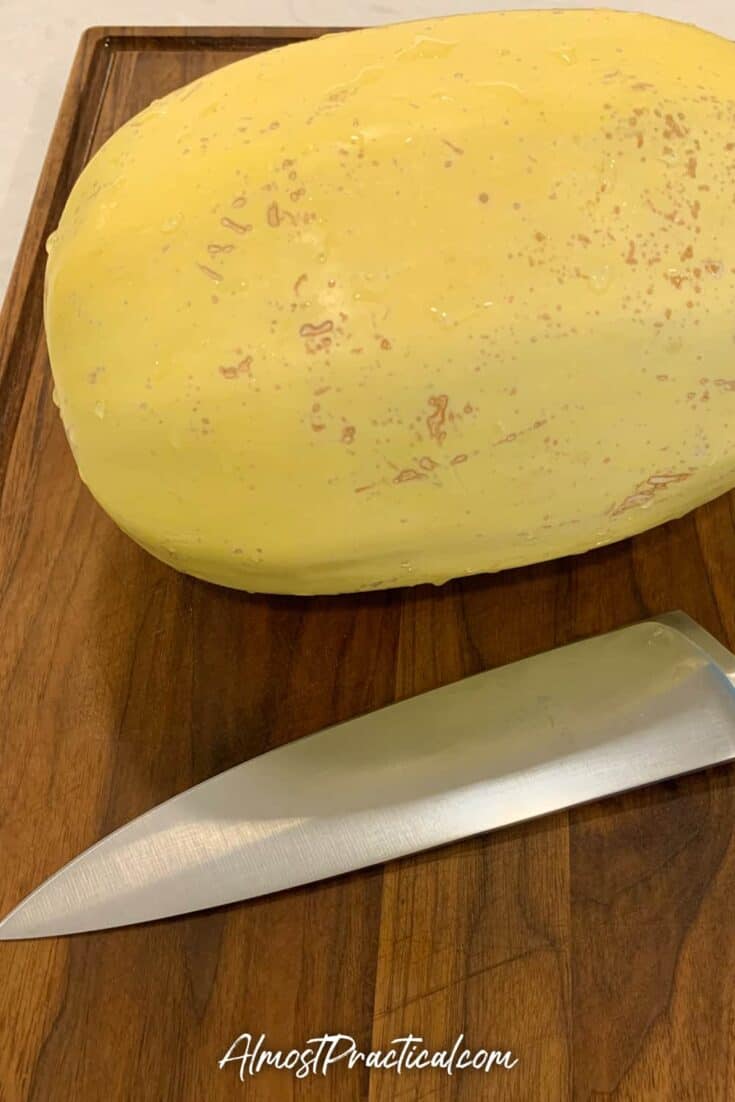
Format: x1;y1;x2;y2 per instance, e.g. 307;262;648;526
0;903;28;940
0;895;58;940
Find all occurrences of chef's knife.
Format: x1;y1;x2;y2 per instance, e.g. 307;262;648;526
2;611;735;940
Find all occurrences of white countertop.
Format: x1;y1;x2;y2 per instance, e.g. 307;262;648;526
0;0;733;302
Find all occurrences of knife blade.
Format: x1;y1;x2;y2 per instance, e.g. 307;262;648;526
2;611;735;939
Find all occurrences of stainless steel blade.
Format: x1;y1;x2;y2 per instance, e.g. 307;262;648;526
2;612;735;939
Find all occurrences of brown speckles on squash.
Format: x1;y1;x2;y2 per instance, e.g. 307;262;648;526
478;192;489;204
394;468;424;484
341;425;356;445
663;113;688;140
300;320;334;338
197;263;222;282
611;470;693;516
219;356;252;380
207;243;235;257
293;273;308;296
495;418;548;446
426;394;449;444
220;217;252;234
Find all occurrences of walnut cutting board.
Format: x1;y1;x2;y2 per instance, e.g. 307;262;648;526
1;27;735;1102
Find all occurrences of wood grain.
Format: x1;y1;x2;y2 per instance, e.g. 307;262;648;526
1;27;735;1102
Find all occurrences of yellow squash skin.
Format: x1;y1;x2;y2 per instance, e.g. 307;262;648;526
46;11;735;594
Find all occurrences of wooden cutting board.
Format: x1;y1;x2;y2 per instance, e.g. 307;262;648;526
1;27;734;1102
